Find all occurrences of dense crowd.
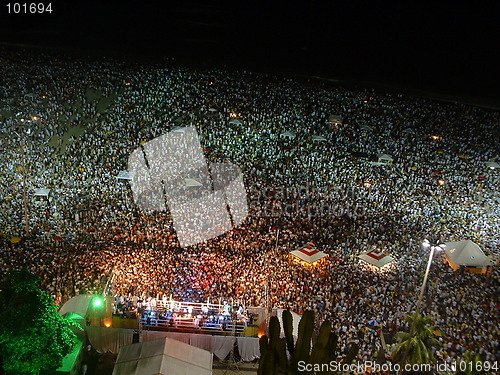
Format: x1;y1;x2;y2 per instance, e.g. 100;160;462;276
0;48;498;365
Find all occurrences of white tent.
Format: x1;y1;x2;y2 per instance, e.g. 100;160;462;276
184;178;203;187
377;154;393;163
280;131;296;139
328;114;343;124
358;249;394;268
229;119;243;125
485;160;500;170
34;188;51;197
312;135;327;141
208;108;217;113
443;240;493;269
112;337;212;375
117;171;136;180
59;294;95;317
290;243;327;264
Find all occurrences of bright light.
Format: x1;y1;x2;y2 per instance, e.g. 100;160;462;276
430;135;442;140
422;239;430;248
438;179;445;185
93;296;104;308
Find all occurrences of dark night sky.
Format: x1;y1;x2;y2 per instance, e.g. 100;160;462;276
1;0;499;99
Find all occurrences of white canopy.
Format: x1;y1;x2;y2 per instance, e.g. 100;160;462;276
377;154;393;163
360;125;372;131
113;337;212;375
184;178;203;187
117;171;136;180
229;119;243;125
485;161;500;170
280;131;295;139
208;108;217;113
358;249;394;268
328;114;343;124
443;240;493;268
59;294;95;317
290;243;327;263
312;135;327;141
34;188;51;197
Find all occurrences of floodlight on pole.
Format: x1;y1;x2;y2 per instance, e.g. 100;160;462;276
400;240;443;372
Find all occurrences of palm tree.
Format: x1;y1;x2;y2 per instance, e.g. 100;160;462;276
391;313;440;365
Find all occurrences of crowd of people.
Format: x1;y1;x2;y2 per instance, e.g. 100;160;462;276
0;47;498;366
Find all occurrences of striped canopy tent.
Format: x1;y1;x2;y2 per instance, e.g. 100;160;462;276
290;243;327;264
358;249;394;268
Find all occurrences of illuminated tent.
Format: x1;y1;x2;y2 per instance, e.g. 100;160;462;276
443;240;493;272
328;114;343;124
485;160;500;170
358;249;394;268
290;243;327;263
34;188;51;197
312;135;327;141
117;171;136;180
280;131;295;139
184;178;203;187
112;337;212;375
59;295;95;317
377;154;393;163
229;119;243;125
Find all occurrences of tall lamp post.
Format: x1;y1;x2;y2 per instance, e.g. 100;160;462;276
400;239;445;370
14;119;30;238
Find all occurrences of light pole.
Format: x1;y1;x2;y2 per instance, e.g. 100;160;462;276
14;120;30;238
400;239;445;370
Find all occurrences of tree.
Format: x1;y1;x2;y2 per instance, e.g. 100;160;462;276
258;310;359;375
0;269;77;375
391;313;440;366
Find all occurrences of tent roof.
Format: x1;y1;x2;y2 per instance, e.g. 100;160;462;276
358;249;394;268
117;171;136;180
113;337;212;375
444;240;493;267
229;119;243;125
34;188;51;197
328;114;343;122
59;294;95;317
377;154;393;162
485;161;500;169
290;243;327;263
312;135;327;141
184;178;203;187
280;131;296;139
